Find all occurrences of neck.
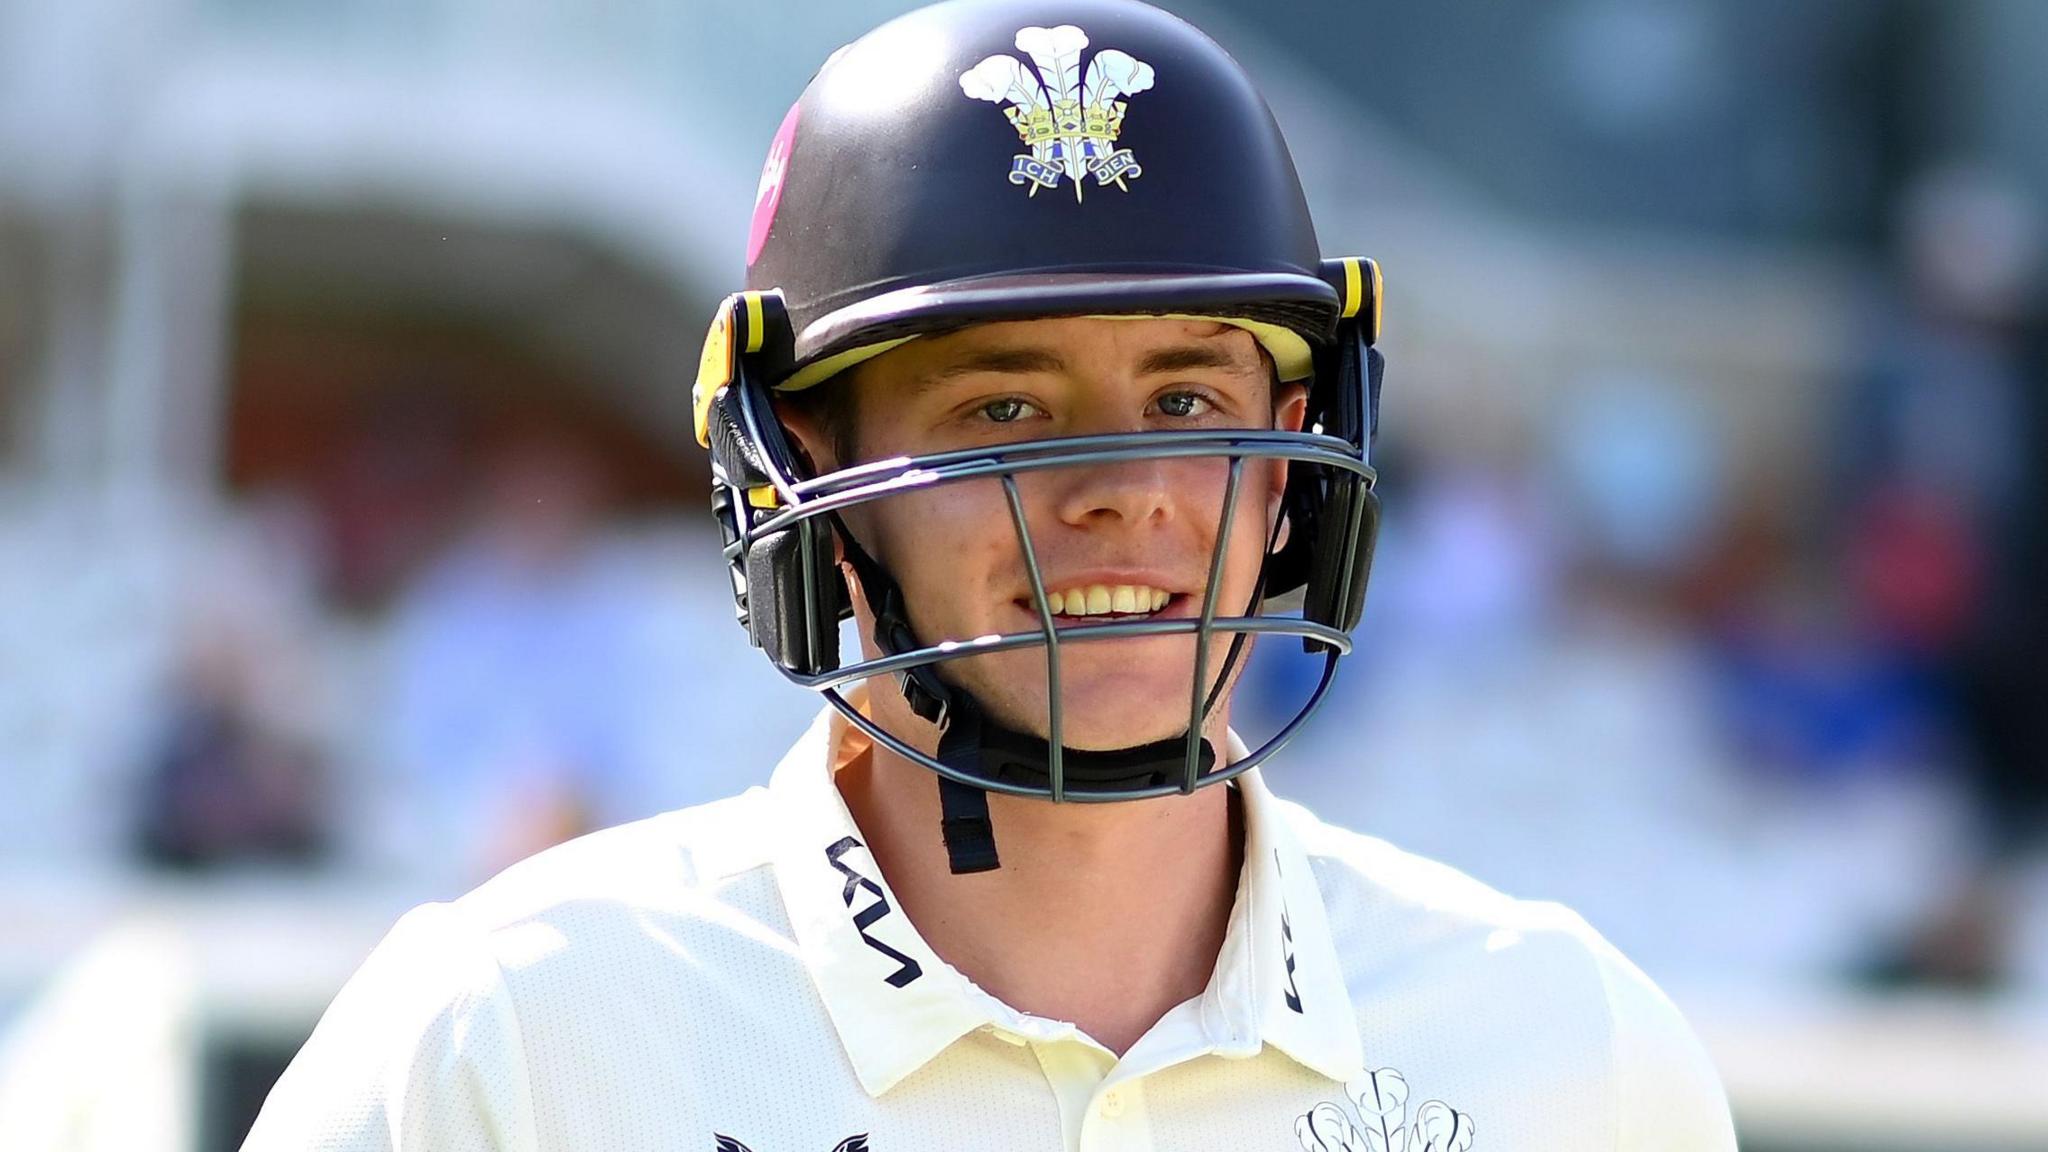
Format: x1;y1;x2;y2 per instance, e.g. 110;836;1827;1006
833;727;1245;1056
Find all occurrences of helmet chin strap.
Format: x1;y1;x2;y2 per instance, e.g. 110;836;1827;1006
833;516;1275;876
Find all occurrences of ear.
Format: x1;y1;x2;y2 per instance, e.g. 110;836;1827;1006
1268;379;1309;548
1274;379;1309;432
841;554;878;653
763;393;859;609
771;394;839;476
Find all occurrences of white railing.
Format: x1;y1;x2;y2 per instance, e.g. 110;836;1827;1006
0;919;198;1152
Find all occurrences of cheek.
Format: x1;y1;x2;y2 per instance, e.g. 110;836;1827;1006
1260;457;1290;544
1175;457;1283;561
866;480;1016;618
1165;455;1233;518
1194;462;1285;618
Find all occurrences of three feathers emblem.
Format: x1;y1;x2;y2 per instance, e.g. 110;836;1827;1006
714;1136;867;1152
959;24;1155;201
1297;1067;1476;1152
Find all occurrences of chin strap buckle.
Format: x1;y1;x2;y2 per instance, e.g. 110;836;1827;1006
893;666;949;732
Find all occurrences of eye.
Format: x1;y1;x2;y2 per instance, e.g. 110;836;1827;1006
1155;390;1215;419
980;397;1040;424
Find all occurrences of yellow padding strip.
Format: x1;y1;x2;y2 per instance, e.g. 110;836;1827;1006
1367;259;1383;343
778;335;921;394
743;292;765;353
1340;258;1363;319
746;485;782;509
777;313;1313;393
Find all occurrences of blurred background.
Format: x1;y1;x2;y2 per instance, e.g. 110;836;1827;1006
0;0;2045;1148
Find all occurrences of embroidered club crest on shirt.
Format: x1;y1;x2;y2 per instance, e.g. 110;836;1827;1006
958;24;1155;201
714;1135;868;1152
1296;1067;1476;1152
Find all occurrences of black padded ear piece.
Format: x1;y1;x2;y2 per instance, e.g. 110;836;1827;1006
741;517;843;675
1266;256;1382;633
1302;479;1379;638
1298;323;1380;645
700;292;850;676
1259;325;1352;602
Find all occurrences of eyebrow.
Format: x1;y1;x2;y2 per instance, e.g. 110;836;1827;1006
914;347;1068;392
1133;343;1258;377
910;340;1258;396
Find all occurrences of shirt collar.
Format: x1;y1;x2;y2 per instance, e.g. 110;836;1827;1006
766;706;994;1097
766;707;1364;1096
1222;733;1367;1083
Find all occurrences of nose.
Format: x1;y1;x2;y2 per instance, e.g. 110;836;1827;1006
1051;449;1179;529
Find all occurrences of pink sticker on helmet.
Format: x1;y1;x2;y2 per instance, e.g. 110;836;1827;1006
747;102;801;267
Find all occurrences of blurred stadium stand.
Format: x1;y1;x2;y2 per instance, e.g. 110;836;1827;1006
3;0;2047;1148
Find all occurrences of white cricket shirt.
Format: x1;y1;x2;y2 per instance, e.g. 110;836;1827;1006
245;706;1735;1152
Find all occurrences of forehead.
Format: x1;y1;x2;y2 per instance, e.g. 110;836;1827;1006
858;315;1266;386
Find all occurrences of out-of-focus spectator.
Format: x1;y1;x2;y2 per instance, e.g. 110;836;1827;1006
375;430;668;885
1836;163;2047;991
1699;486;1956;789
131;495;332;869
1837;167;2033;662
133;633;329;869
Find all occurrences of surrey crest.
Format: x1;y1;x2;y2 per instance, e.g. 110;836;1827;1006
1296;1067;1476;1152
958;25;1155;201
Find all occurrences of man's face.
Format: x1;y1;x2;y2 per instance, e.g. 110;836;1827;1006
787;316;1306;751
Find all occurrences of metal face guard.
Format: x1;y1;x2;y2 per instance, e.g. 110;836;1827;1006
721;375;1377;803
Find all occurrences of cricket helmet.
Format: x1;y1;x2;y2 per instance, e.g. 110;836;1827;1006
694;0;1385;872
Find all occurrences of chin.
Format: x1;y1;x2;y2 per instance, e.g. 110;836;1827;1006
974;705;1192;751
1055;714;1197;751
931;629;1243;745
977;667;1211;749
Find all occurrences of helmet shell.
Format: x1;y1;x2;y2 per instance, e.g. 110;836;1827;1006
742;0;1339;388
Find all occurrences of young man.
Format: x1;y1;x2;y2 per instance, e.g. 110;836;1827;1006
245;1;1737;1149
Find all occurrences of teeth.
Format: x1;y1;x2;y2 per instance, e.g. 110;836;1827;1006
1040;583;1173;617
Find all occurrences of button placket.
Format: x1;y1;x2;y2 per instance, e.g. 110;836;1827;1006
1079;1079;1151;1152
1031;1039;1114;1152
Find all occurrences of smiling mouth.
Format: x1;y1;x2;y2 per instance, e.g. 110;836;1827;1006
1016;582;1182;621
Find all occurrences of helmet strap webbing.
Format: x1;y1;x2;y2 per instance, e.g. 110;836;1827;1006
935;773;1001;875
825;518;987;873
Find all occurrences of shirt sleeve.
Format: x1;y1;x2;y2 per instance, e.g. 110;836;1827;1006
240;903;538;1152
1589;939;1738;1152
